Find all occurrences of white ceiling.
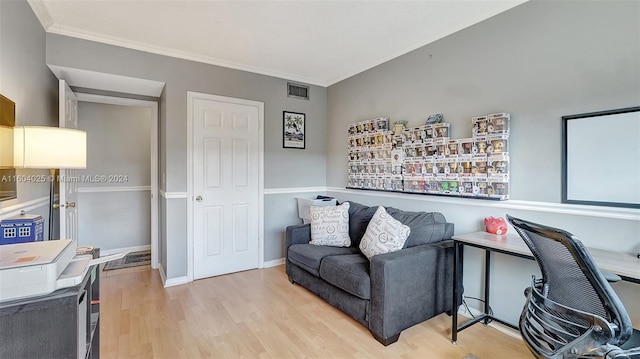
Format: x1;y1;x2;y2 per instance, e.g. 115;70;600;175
29;0;527;87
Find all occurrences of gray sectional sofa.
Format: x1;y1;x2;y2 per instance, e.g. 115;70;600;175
285;201;456;345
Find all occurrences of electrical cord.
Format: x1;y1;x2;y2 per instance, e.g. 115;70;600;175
462;298;475;319
460;286;494;324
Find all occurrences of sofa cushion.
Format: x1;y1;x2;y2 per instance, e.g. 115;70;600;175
359;206;411;259
346;201;379;248
385;207;449;248
319;254;371;300
310;202;351;247
288;244;359;277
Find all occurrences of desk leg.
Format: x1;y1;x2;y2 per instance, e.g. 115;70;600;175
452;241;463;344
483;249;491;326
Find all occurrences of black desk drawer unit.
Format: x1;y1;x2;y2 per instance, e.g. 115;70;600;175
0;248;100;359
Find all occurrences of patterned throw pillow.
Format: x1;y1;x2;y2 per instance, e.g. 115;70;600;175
309;202;351;247
359;206;411;259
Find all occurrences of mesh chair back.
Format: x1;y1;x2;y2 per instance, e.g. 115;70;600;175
507;215;633;346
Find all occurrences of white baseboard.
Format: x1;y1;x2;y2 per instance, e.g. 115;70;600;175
457;305;522;340
263;258;285;268
100;244;151;256
158;262;167;283
157;261;189;287
164;275;190;287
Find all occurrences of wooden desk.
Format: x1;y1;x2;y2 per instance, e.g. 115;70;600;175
451;231;640;344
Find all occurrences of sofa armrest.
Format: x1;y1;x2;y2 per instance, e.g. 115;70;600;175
369;240;454;341
285;224;311;280
285;223;311;248
444;223;454;241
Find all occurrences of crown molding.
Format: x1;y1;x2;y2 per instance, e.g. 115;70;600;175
28;0;526;87
27;0;53;30
44;23;328;87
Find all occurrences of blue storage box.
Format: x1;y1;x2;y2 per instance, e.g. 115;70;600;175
0;214;45;245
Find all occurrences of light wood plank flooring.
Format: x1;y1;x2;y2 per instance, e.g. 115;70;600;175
100;265;532;358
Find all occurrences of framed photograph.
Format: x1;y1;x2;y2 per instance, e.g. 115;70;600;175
283;111;305;149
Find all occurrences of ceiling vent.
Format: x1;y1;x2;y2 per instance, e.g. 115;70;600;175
287;82;309;100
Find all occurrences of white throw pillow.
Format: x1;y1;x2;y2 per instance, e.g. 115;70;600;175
309;202;351;247
359;206;411;259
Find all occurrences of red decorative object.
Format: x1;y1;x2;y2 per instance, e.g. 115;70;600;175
484;216;508;235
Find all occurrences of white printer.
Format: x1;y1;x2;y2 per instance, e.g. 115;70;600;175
0;239;125;302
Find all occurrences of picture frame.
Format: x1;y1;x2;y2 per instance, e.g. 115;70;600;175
283;111;305;149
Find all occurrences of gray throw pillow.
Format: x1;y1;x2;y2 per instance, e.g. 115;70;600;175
346;201;379;248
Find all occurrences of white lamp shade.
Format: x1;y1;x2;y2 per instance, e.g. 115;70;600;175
14;126;87;169
0;126;13;168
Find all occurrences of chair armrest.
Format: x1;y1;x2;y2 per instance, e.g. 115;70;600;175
369;240;454;340
285;223;311;248
607;347;640;359
601;270;622;283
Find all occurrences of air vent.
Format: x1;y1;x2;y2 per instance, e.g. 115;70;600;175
287;82;309;100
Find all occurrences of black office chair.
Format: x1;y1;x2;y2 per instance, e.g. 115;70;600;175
507;215;640;359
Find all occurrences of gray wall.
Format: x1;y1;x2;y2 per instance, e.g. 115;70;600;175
0;0;59;238
45;33;328;278
326;1;640;326
327;0;640;203
76;102;151;251
45;35;328;191
263;190;329;262
77;102;151;189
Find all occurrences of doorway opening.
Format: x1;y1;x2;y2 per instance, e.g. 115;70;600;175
75;93;159;268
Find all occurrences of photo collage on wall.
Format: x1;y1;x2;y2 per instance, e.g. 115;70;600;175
347;113;511;200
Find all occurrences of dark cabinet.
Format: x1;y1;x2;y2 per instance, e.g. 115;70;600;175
0;248;100;359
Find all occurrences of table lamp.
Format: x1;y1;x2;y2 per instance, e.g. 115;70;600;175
13;126;87;240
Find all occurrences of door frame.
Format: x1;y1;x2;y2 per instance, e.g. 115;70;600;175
186;91;265;282
75;93;160;269
58;80;79;241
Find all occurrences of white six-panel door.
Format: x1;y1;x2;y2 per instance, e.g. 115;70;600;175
191;94;262;279
59;80;79;241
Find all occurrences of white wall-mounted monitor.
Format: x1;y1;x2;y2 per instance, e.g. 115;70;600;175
562;106;640;208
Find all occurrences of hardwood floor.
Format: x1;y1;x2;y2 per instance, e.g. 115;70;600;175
100;265;532;358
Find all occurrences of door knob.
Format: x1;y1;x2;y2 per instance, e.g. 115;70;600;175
195;196;203;202
52;202;75;208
